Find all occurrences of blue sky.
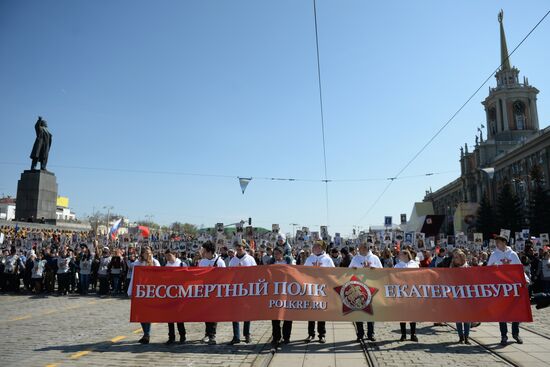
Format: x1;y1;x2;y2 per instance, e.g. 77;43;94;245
1;1;549;235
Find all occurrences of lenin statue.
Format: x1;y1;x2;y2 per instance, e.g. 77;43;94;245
30;116;53;170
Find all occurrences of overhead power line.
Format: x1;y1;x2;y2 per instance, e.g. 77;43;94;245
0;161;456;183
312;0;330;226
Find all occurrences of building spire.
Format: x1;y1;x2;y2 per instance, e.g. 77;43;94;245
498;10;511;71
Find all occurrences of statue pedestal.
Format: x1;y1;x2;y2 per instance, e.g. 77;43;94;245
15;170;58;224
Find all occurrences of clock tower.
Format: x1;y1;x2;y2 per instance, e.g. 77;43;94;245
481;10;540;144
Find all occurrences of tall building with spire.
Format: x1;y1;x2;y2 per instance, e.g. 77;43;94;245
422;10;549;236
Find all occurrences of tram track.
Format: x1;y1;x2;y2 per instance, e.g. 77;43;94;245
445;323;521;367
253;321;550;367
519;324;550;340
354;323;378;367
252;322;378;367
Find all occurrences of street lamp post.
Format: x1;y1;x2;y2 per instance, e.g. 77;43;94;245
103;205;114;245
290;223;299;240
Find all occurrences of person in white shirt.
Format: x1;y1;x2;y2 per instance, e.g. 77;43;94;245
394;249;419;342
78;244;93;295
163;249;187;345
31;251;46;294
349;243;382;342
228;240;257;345
4;247;22;292
304;240;335;343
488;234;523;346
128;245;161;344
56;247;72;296
198;241;226;345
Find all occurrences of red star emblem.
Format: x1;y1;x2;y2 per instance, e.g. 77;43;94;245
334;275;378;315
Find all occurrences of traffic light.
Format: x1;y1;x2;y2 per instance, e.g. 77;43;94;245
248;217;252;226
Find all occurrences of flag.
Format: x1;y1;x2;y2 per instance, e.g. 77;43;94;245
109;218;123;240
238;177;252;194
138;225;150;238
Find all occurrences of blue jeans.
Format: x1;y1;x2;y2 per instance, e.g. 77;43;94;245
141;323;151;336
79;274;90;295
499;322;519;338
111;274;121;294
232;321;251;340
456;322;470;337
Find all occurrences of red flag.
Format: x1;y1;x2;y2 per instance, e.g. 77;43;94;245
138;226;150;238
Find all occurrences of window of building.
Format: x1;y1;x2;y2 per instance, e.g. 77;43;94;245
499;100;505;132
514;101;526;130
488;107;497;135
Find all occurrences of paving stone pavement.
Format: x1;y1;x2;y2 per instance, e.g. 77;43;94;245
0;293;271;367
364;322;510;367
2;293;550;367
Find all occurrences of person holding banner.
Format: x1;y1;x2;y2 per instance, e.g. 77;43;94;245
304;240;334;344
128;245;160;344
228;240;257;345
450;249;471;344
488;234;524;346
269;246;294;349
394;249;419;342
164;249;187;345
349;243;382;342
198;241;226;345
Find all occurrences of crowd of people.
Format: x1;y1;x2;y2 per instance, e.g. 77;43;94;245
1;225;549;349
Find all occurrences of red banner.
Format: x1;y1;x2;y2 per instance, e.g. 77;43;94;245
130;265;532;323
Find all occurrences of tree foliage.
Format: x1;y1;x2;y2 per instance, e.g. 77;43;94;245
476;194;496;240
495;181;523;235
529;165;550;235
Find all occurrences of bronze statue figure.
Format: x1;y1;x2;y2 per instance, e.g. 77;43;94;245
30;116;53;170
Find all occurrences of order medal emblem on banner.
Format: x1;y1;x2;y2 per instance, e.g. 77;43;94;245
334;276;378;315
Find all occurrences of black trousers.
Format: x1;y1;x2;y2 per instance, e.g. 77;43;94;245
98;275;109;295
355;322;374;338
308;321;326;337
400;322;416;335
168;323;186;339
6;273;20;292
272;320;292;342
205;322;217;337
57;273;70;294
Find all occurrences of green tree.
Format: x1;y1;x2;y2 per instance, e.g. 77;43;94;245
170;222;184;233
529;165;550;235
495;181;523;235
476;194;496;241
182;223;198;236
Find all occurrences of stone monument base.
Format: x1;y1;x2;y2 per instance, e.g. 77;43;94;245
15;170;58;224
